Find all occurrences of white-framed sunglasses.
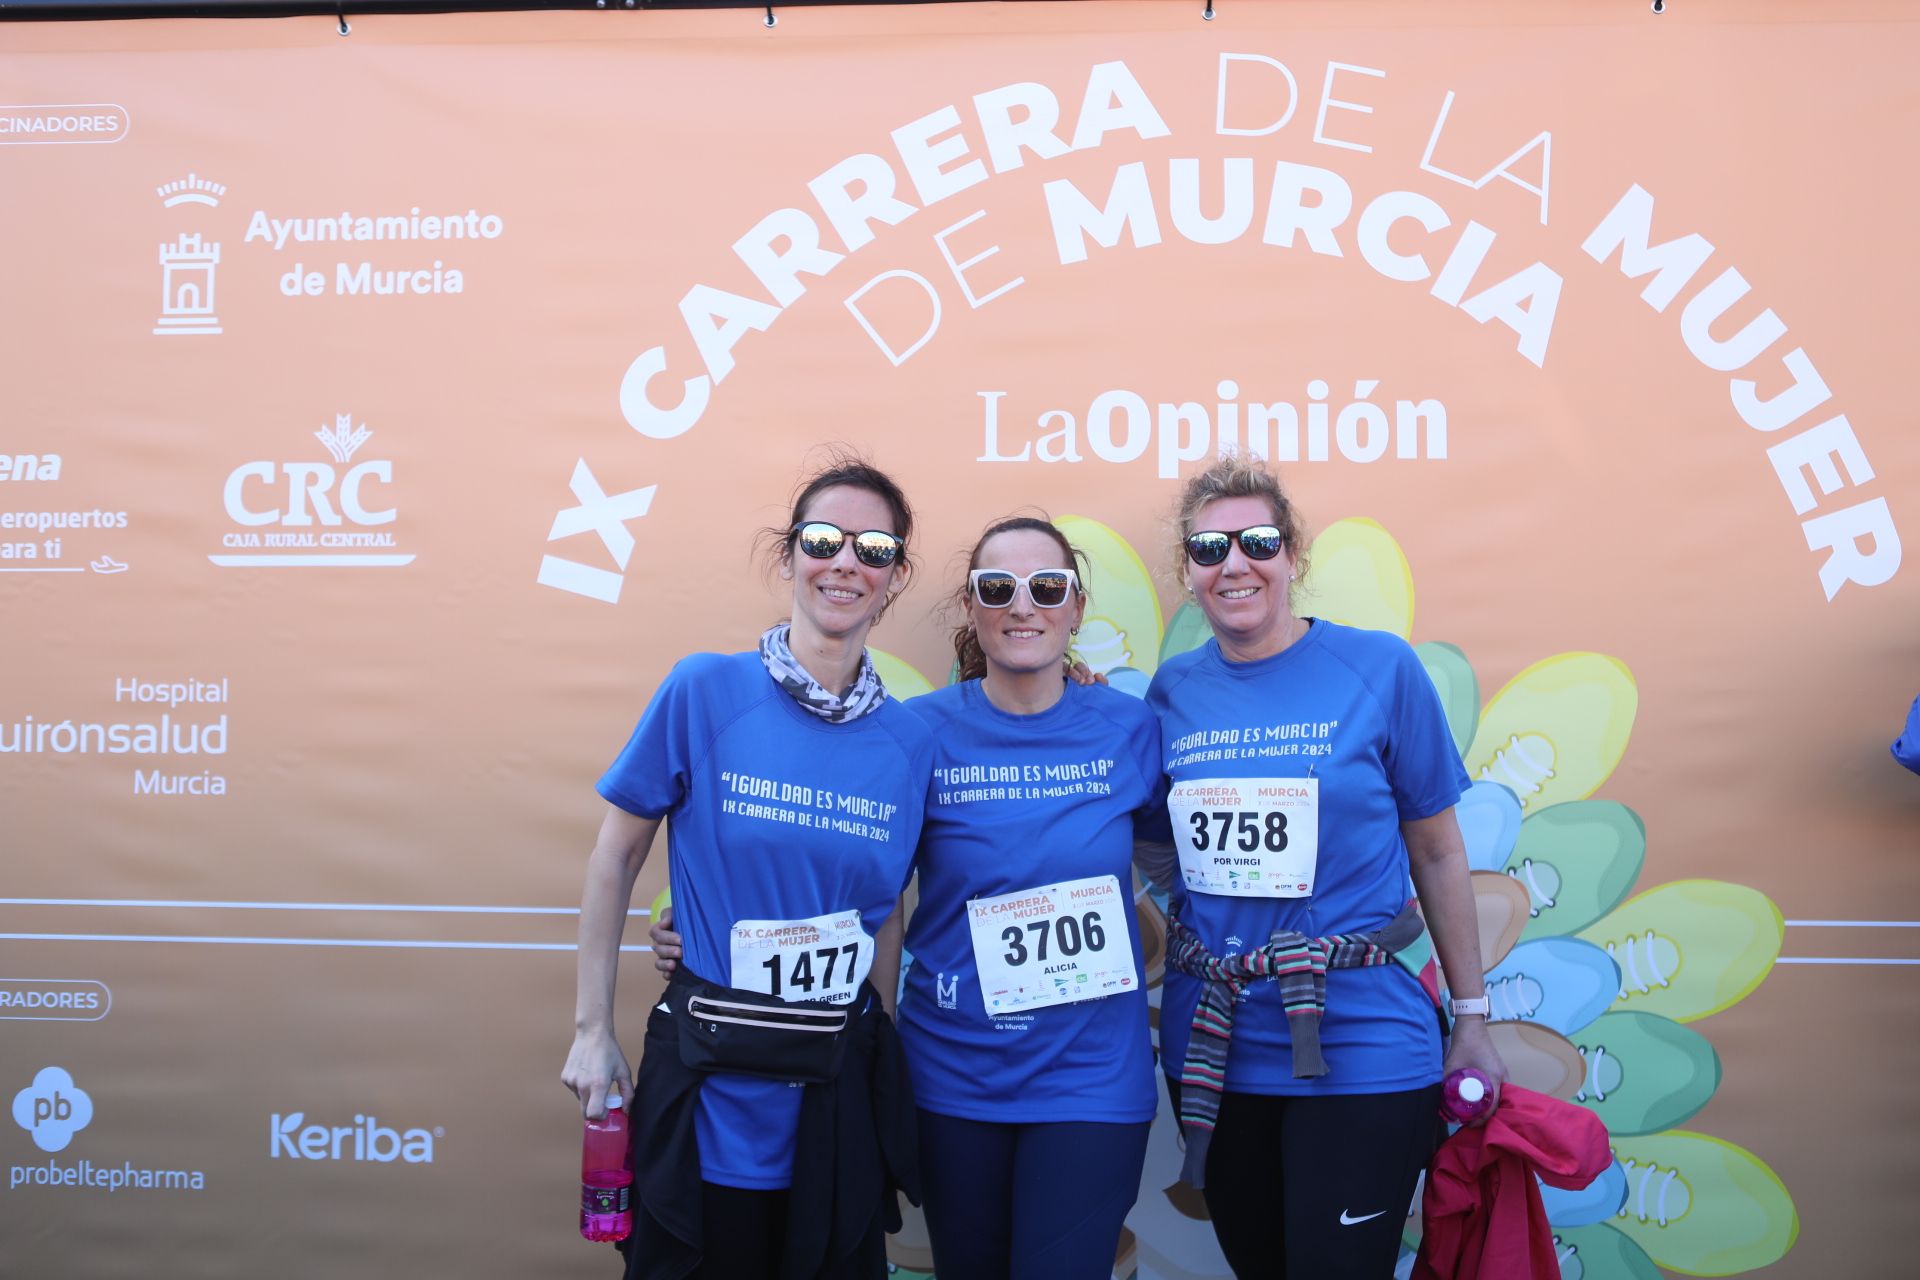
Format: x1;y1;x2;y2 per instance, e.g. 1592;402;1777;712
968;568;1080;609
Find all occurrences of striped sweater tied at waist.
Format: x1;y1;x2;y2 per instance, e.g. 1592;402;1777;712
1164;900;1427;1188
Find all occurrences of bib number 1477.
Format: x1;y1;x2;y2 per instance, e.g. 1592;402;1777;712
729;910;872;1006
761;942;860;998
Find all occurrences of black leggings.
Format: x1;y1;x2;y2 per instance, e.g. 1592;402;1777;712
695;1181;887;1279
1167;1077;1442;1280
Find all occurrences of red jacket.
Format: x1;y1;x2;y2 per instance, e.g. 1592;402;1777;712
1411;1085;1612;1280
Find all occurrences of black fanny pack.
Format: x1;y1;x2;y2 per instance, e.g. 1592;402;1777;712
666;968;857;1085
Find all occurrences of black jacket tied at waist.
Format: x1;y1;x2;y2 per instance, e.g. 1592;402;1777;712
617;964;919;1280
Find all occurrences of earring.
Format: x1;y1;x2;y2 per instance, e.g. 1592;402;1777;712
1071;626;1080;636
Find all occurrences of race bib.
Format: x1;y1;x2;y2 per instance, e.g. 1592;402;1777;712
1168;777;1320;898
966;874;1139;1016
728;910;872;1005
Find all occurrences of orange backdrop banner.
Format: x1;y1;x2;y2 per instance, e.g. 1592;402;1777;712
3;4;1916;1277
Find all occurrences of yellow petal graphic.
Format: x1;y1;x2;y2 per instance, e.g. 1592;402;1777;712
1057;515;1165;679
1465;653;1637;812
869;648;936;700
1299;517;1414;638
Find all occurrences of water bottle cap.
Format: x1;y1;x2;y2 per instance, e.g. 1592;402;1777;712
606;1095;625;1111
1457;1076;1486;1103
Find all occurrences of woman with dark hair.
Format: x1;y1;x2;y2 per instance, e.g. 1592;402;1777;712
892;515;1163;1280
1146;454;1506;1279
561;459;934;1280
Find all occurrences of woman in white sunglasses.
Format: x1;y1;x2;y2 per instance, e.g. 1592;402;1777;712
892;515;1163;1280
563;457;934;1280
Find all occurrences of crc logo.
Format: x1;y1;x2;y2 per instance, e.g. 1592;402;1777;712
11;1067;95;1153
212;415;413;568
270;1111;440;1163
225;414;393;527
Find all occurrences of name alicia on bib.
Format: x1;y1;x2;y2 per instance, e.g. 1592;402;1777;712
729;910;872;1005
966;874;1138;1015
1168;776;1320;897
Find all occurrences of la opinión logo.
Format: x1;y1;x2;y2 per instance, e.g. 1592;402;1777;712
11;1067;95;1153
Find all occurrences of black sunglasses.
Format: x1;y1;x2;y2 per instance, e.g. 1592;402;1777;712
792;521;904;569
1184;525;1286;567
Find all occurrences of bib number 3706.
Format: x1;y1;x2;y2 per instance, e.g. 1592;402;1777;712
729;910;872;1006
965;875;1138;1017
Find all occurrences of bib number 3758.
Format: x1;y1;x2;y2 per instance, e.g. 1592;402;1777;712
1167;777;1320;898
729;910;872;1005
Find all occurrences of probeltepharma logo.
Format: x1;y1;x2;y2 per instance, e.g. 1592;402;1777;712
270;1112;440;1164
12;1068;92;1152
8;1067;207;1194
211;414;413;568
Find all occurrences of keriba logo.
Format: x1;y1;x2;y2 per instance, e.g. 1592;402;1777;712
12;1067;95;1153
269;1111;439;1163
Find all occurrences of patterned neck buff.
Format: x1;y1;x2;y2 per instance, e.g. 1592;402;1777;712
758;623;888;723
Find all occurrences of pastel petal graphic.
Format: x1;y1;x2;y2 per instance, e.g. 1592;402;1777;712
1508;801;1647;941
1576;881;1783;1023
1470;870;1532;972
1553;1223;1664;1280
1543;1157;1628;1227
1464;654;1638;812
1609;1132;1799;1275
1300;517;1414;639
1159;598;1214;665
869;648;935;700
1482;937;1620;1036
1487;1020;1587;1100
1572;1012;1721;1137
1416;640;1480;756
1458;780;1524;872
886;1191;937;1273
1057;515;1164;680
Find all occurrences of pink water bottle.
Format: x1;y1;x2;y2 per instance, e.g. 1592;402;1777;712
1440;1069;1495;1125
580;1095;633;1242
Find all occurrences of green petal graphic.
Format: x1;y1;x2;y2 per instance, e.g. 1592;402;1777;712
1416;640;1480;756
1609;1131;1799;1275
1576;881;1783;1023
1554;1223;1664;1280
1507;801;1647;942
1159;598;1214;665
1571;1012;1721;1136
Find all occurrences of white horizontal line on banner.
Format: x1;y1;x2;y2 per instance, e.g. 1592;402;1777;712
0;567;87;573
0;898;650;916
0;932;655;953
205;554;416;567
1783;920;1920;928
1775;958;1920;966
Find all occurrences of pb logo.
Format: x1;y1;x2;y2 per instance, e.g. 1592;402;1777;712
11;1066;95;1153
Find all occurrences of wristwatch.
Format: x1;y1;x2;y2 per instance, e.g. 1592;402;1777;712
1449;996;1490;1018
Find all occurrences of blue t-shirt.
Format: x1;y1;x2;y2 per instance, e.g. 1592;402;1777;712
896;679;1164;1124
597;651;933;1189
1144;621;1469;1094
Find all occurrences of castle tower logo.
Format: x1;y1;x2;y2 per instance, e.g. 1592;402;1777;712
154;233;222;336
